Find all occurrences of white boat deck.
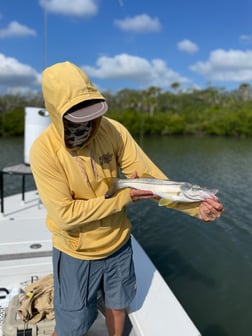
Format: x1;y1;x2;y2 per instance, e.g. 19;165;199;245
0;190;201;336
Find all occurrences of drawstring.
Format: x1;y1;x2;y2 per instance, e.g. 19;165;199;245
71;146;97;196
71;150;88;182
88;144;98;180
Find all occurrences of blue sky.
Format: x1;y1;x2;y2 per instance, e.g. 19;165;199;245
0;0;252;94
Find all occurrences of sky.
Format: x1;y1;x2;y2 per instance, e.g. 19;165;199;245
0;0;252;95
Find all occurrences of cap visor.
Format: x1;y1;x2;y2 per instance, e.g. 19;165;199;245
64;101;108;123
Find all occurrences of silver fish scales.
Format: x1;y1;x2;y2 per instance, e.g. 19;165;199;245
105;178;218;206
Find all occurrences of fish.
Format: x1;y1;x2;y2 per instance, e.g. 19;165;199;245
105;178;218;206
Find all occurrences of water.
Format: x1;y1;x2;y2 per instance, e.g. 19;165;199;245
1;136;252;336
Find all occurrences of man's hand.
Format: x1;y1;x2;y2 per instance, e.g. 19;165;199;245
130;189;155;202
199;198;224;222
129;171;155;202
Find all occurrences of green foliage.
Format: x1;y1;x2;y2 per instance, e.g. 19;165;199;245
1;84;252;137
0;93;44;137
0;108;24;136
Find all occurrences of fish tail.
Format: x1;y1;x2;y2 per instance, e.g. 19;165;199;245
104;177;119;199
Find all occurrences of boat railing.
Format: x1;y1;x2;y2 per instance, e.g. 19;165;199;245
0;163;34;214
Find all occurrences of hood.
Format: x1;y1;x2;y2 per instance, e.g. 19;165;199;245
42;61;106;146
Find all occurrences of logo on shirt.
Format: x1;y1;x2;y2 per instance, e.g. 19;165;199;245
99;152;113;165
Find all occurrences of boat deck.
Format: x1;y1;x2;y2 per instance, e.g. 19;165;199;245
0;191;111;335
0;190;201;336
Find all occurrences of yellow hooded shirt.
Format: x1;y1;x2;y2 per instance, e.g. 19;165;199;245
30;61;200;260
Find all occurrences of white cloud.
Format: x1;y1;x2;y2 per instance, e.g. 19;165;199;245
0;53;189;93
0;54;40;93
82;53;189;88
177;39;199;54
118;0;124;7
0;21;36;38
114;14;161;33
39;0;98;17
190;49;252;82
240;34;252;44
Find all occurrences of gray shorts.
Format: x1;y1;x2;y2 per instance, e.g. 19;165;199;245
52;238;136;336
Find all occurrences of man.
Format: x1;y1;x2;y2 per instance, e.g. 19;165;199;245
30;61;223;336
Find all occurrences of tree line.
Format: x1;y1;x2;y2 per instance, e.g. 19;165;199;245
0;83;252;137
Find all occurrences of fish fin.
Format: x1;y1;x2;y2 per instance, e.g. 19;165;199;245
158;198;174;207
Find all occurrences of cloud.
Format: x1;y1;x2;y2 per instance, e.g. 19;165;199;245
240;34;252;44
114;14;161;33
0;54;40;93
0;53;189;93
82;53;189;88
39;0;98;17
190;49;252;82
0;21;36;38
177;39;199;54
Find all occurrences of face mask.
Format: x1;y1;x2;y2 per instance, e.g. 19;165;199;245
64;119;93;148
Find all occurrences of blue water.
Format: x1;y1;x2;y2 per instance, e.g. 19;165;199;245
1;136;252;336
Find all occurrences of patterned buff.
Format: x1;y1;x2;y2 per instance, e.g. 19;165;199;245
64;118;94;148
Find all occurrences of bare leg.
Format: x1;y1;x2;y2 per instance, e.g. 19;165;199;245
105;308;126;336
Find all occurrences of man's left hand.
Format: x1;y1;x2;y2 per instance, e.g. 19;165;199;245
199;198;224;222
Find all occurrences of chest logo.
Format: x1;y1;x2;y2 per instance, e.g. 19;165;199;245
99;152;113;165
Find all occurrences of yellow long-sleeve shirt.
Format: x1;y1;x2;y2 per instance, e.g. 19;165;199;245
30;61;200;260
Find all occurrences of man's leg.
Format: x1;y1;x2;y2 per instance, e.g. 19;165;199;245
103;238;136;336
105;308;126;336
52;248;98;336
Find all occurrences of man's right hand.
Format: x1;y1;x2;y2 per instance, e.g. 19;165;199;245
129;171;155;202
130;189;155;202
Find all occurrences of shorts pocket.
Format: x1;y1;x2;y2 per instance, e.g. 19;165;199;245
118;243;136;285
54;249;90;311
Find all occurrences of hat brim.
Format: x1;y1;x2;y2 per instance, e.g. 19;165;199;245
64;101;108;123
